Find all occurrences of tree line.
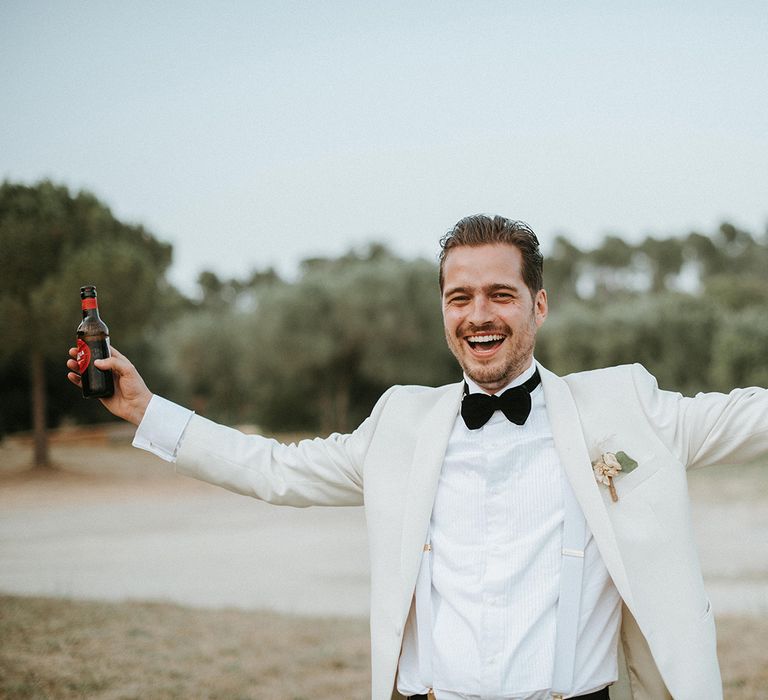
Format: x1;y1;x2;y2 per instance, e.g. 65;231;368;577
2;180;766;466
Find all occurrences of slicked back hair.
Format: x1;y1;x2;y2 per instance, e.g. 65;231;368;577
438;215;544;296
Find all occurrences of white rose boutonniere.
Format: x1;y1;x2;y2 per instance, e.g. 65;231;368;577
592;451;638;502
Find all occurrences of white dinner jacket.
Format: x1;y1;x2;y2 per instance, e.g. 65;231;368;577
173;363;768;700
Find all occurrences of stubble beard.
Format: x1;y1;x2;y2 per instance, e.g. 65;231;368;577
446;317;537;390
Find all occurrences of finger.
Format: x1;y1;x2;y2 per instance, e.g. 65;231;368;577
109;345;125;359
69;347;78;358
66;359;79;372
93;353;133;376
67;372;82;387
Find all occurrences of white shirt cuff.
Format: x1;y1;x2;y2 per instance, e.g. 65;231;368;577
132;395;194;463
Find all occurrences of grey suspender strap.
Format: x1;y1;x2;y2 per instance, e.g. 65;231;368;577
550;474;588;697
415;540;434;690
414;474;588;698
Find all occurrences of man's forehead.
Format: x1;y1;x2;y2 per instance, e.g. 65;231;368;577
442;244;525;282
443;241;523;263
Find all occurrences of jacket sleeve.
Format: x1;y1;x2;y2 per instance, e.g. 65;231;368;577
630;363;768;470
174;386;398;507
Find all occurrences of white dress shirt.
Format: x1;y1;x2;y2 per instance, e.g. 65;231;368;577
133;362;621;699
396;362;620;700
133;393;194;462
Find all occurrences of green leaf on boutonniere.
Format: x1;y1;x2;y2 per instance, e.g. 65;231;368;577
615;451;638;473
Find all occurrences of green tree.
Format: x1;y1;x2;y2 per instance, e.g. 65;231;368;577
638;236;684;293
585;235;643;299
538;293;720;395
710;309;768;390
0;180;174;467
544;235;584;301
156;266;285;425
238;246;453;433
160;246;453;435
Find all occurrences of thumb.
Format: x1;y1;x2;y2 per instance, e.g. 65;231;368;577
93;347;134;376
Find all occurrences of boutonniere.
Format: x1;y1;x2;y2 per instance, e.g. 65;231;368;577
592;451;638;502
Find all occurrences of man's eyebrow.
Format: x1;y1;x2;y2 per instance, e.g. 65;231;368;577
442;284;470;296
486;283;520;293
443;282;520;297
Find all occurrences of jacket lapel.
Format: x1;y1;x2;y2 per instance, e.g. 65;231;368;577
398;382;464;619
540;366;633;605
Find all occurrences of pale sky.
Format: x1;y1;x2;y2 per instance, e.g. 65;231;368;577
2;1;766;294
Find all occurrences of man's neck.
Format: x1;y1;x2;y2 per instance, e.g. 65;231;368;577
463;359;537;396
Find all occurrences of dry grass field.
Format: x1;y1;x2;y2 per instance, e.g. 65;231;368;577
1;595;767;699
0;594;369;700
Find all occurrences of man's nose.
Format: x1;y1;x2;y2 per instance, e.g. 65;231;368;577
467;297;493;325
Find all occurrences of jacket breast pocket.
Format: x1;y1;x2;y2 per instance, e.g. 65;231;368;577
612;453;663;499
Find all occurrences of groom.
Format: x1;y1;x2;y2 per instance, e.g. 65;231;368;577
67;215;768;700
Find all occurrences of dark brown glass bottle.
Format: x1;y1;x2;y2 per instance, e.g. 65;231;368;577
76;285;114;398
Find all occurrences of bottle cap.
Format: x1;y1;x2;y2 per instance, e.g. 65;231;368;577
80;285;98;299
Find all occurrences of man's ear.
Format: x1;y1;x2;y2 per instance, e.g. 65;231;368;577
534;289;548;328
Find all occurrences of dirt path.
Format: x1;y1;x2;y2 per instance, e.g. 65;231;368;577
1;440;766;617
0;442;369;616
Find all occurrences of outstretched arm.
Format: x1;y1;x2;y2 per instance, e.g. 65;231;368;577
66;345;153;426
67;345;392;507
631;363;768;469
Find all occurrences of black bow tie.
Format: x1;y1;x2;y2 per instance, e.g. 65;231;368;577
461;369;541;430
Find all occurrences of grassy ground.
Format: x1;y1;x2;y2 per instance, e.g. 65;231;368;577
1;595;767;700
0;595;370;700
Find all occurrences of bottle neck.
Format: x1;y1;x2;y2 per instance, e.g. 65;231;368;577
81;298;101;320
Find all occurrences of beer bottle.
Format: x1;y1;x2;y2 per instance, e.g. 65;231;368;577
76;285;114;398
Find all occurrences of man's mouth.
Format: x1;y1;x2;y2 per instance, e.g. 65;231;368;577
465;333;506;354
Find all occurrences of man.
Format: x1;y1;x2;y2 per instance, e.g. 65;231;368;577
67;215;768;700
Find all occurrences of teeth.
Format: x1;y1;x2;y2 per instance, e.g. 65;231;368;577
468;334;504;343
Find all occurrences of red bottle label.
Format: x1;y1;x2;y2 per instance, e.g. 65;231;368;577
81;298;97;310
76;339;91;373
